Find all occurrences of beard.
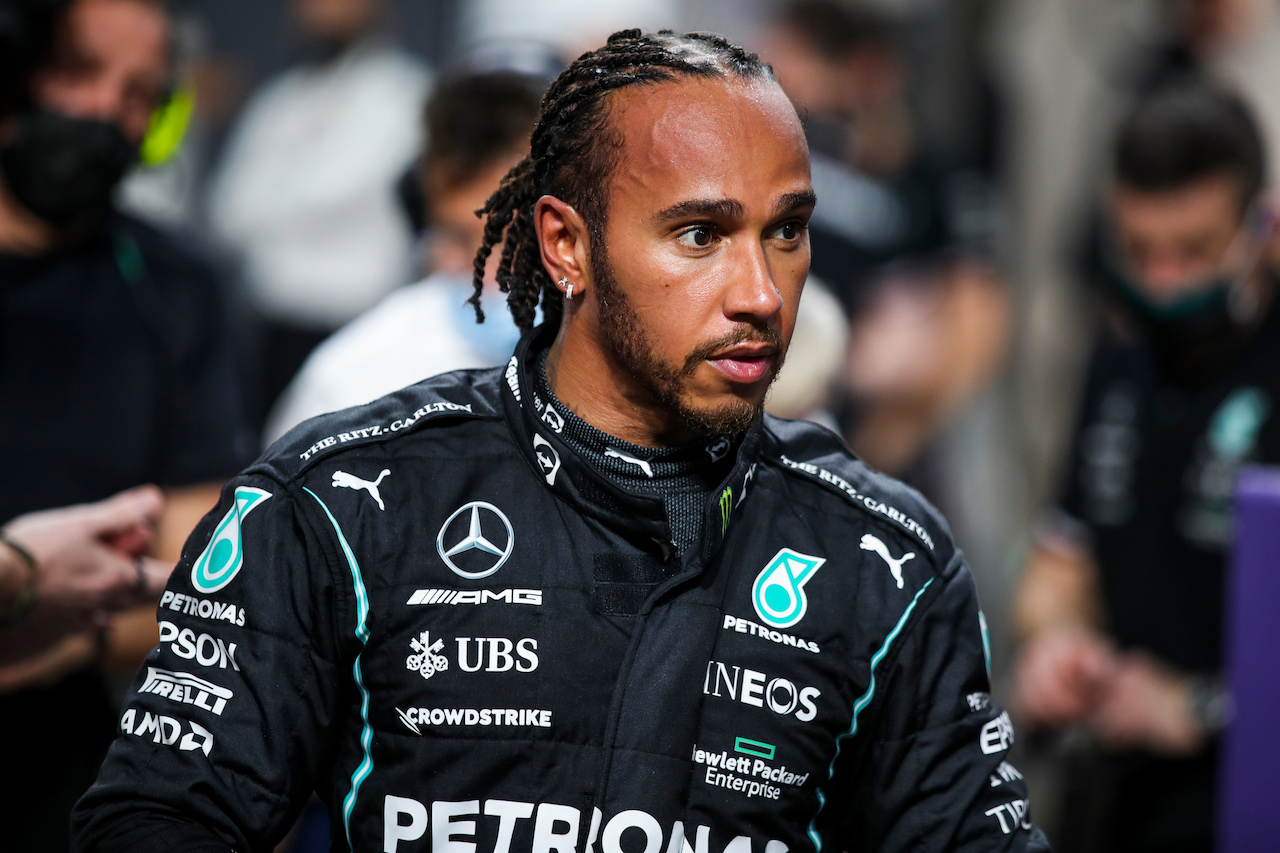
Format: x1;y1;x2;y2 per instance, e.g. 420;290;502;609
590;243;786;438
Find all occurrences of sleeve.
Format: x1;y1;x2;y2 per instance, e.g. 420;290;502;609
836;556;1053;852
71;473;354;851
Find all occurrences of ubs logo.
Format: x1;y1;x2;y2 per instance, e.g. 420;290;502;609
436;502;515;579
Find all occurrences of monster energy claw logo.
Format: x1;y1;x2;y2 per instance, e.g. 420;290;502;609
719;487;734;534
190;487;272;593
752;548;826;629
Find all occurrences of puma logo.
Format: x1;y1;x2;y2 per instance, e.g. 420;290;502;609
332;469;391;510
604;447;654;478
859;533;914;589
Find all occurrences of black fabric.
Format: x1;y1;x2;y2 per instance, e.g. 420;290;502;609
0;214;248;518
1054;747;1217;853
592;553;675;616
534;349;731;553
0;669;116;853
1053;287;1280;853
73;325;1050;852
0;213;248;852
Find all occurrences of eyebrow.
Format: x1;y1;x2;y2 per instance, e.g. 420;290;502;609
774;189;817;217
651;190;818;227
652;197;745;225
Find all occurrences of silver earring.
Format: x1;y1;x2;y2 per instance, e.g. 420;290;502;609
559;277;574;300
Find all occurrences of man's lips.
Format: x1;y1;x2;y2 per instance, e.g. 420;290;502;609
706;344;779;384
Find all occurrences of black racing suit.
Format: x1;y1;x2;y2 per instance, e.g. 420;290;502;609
73;326;1051;852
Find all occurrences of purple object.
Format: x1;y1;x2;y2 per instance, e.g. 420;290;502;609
1219;466;1280;852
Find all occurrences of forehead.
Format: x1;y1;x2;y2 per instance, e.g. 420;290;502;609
605;76;811;213
62;0;169;70
1112;173;1245;235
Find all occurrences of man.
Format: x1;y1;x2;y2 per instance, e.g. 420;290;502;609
0;0;245;847
263;69;543;444
75;31;1048;852
1011;83;1278;852
206;0;431;429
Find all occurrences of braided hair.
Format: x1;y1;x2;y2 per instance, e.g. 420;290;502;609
471;29;773;331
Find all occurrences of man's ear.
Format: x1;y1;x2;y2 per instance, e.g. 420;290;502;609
535;195;590;299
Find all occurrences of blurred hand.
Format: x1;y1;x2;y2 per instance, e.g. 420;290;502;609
2;485;173;612
1087;651;1204;756
1011;626;1116;729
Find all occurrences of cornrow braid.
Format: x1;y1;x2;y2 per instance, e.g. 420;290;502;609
470;29;773;332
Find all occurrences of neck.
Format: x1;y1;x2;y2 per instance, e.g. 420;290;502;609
0;177;57;255
545;313;699;449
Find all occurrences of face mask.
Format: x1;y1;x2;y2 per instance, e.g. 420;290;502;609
0;108;137;227
1100;213;1271;382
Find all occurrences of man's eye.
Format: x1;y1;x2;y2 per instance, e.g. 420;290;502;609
773;221;804;241
677;226;716;248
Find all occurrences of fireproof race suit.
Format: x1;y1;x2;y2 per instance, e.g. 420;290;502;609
73;326;1050;852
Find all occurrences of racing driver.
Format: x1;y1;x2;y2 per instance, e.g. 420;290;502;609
73;30;1050;853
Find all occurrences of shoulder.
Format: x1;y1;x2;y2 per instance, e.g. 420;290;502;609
258;366;507;482
758;414;956;573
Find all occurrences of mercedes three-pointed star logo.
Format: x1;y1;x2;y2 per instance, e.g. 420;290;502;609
435;501;515;579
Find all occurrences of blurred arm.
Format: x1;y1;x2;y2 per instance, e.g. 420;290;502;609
1014;535;1101;640
1009;534;1116;730
99;482;222;671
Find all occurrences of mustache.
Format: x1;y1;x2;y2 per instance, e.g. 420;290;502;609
681;326;786;376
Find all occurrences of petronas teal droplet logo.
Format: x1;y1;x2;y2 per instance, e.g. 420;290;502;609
190;487;272;593
751;548;826;629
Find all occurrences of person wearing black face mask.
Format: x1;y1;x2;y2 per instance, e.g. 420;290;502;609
0;1;247;849
1009;82;1280;853
0;106;137;228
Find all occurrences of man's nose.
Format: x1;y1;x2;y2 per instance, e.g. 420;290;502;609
60;75;128;124
725;241;784;320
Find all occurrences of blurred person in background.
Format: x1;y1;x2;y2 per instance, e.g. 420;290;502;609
206;0;431;431
757;0;1009;486
1127;0;1280;191
0;0;247;848
264;69;543;444
1011;83;1279;853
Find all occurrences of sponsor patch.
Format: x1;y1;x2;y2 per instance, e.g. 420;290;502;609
722;614;820;654
436;502;515;579
190;487;271;594
160;590;247;626
396;706;552;734
980;711;1014;755
139;667;234;715
406;588;542;606
119;708;214;756
157;621;239;670
779;455;935;551
751;548;826;629
703;660;820;722
692;742;810;800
